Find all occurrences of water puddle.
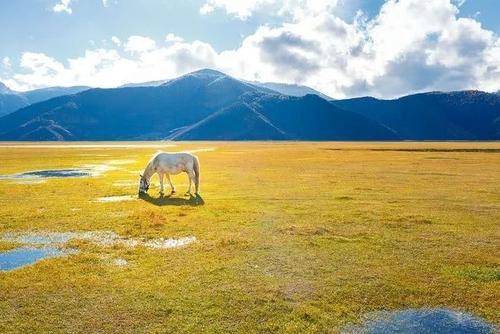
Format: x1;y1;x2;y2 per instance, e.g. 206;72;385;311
1;232;196;271
21;169;92;178
0;161;123;183
2;231;197;250
0;247;72;271
0;169;93;182
342;308;495;333
0;165;116;184
95;195;137;203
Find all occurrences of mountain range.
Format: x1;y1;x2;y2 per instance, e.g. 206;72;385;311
246;81;332;100
0;84;90;117
120;77;331;99
332;91;500;140
0;82;26;117
0;69;498;141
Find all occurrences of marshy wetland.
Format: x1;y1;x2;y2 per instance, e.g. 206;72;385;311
0;141;498;333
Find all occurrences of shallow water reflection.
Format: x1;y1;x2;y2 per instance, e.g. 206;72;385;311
342;308;495;334
17;169;92;178
0;247;70;271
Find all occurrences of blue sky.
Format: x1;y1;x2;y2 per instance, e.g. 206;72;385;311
1;0;499;98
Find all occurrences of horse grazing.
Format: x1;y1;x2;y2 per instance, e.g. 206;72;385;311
139;152;200;195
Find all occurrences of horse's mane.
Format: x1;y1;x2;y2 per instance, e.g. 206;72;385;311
143;151;164;176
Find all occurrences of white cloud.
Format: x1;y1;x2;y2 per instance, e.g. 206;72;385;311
124;36;157;53
165;33;184;43
7;38;217;90
199;0;339;20
111;36;121;46
199;3;214;15
8;0;500;97
53;0;72;14
2;57;11;69
20;53;66;75
215;0;500;98
199;0;276;20
53;0;114;14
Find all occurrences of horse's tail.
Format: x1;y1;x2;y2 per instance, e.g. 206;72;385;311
193;155;200;193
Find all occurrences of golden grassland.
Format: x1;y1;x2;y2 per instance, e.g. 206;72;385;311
0;141;498;333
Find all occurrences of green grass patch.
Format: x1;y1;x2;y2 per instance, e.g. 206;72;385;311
445;265;500;283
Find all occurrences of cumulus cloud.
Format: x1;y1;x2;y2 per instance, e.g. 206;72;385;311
52;0;72;14
199;0;276;20
199;0;339;20
215;0;500;98
165;33;184;43
7;38;217;90
8;0;500;98
124;36;157;53
53;0;114;14
2;57;11;70
111;36;121;46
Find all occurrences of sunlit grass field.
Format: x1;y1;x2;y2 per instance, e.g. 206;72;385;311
0;141;498;333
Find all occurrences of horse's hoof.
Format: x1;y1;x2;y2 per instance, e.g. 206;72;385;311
171;190;176;194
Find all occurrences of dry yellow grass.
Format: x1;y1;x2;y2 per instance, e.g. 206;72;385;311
0;141;499;333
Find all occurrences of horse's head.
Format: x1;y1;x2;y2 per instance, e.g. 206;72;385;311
138;174;150;194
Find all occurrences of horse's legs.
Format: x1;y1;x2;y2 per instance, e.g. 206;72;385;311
158;173;164;195
186;171;194;195
166;174;176;193
194;175;199;195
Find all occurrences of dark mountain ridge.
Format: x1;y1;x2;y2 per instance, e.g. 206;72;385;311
0;69;498;141
0;69;394;141
332;90;500;140
22;86;91;105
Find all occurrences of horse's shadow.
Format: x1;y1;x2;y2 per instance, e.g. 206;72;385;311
138;192;205;207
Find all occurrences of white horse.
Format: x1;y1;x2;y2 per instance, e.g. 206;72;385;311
139;152;200;195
